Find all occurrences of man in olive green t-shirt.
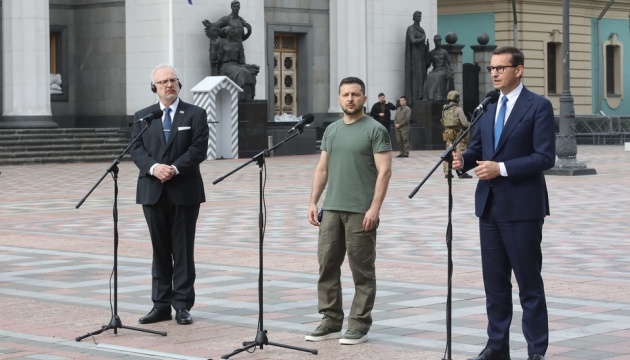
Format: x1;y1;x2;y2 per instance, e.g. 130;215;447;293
305;77;392;345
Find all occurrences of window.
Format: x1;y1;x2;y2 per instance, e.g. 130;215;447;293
546;30;562;95
547;42;558;93
603;33;623;109
605;44;618;95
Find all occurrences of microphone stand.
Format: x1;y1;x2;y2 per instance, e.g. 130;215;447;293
408;105;488;360
75;120;167;342
213;126;317;359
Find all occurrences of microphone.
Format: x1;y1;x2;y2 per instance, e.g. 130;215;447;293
135;109;164;124
289;113;315;133
474;90;500;112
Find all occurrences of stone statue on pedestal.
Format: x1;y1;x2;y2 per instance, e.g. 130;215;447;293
202;0;258;101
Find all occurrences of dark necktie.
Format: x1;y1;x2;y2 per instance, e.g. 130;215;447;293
163;107;172;141
494;96;508;150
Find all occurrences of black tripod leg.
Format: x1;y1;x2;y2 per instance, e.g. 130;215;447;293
75;316;166;342
222;332;318;359
220;342;259;359
267;342;318;355
120;324;167;336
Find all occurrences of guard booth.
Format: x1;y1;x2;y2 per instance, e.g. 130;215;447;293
191;76;243;160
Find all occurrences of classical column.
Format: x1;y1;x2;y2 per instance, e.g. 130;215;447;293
328;0;368;113
1;0;56;128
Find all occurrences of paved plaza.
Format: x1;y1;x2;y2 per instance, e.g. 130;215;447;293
0;145;629;360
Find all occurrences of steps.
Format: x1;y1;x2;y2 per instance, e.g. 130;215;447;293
0;128;130;165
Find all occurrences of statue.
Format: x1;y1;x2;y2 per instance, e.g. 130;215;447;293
216;26;259;100
423;34;454;102
215;0;252;45
404;11;428;105
202;0;258;101
202;20;221;76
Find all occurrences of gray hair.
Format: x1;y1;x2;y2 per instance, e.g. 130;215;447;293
150;64;178;82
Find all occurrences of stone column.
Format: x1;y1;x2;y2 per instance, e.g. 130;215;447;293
328;0;368;113
1;0;56;128
471;34;496;99
442;33;465;98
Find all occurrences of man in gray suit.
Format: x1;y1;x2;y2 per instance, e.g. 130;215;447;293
130;64;209;326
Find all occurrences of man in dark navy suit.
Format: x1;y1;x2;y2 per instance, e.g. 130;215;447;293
130;64;209;326
453;46;555;360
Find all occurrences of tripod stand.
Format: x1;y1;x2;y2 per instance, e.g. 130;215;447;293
408;104;489;360
213;129;317;359
75;120;167;342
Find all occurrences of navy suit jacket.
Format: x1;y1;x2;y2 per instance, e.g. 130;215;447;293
461;86;555;221
130;100;209;206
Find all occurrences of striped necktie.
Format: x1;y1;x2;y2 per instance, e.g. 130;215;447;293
494;96;508;150
163;107;172;141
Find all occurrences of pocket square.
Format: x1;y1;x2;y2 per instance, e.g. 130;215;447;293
178;126;191;130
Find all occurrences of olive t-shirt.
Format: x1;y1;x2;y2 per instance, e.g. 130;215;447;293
320;116;392;213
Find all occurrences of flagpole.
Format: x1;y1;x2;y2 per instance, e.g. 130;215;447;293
168;0;174;65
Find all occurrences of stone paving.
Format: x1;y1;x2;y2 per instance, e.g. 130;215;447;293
0;145;629;360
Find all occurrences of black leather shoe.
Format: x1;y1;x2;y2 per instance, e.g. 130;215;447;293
396;154;404;158
138;308;171;324
527;355;544;360
467;348;511;360
458;173;473;179
176;309;193;325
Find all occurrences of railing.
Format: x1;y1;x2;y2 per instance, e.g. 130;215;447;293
554;115;630;145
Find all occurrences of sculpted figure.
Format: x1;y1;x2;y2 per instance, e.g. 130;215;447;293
424;34;454;101
404;11;428;105
202;20;221;76
216;26;259;100
215;0;251;45
202;0;258;100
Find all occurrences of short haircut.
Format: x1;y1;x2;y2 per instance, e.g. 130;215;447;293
151;64;178;82
338;77;365;94
400;95;407;100
378;92;385;97
493;46;525;67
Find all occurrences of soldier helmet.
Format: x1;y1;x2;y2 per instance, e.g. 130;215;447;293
447;90;460;102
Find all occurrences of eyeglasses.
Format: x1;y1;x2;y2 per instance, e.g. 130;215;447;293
154;78;179;86
486;65;517;74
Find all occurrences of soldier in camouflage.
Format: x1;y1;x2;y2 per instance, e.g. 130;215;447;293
441;90;472;178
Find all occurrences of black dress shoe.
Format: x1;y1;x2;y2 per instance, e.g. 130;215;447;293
527;355;544;360
176;309;193;325
396;154;404;158
458;173;473;179
138;308;172;324
467;348;511;360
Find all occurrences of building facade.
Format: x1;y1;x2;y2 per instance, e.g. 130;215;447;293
0;0;628;129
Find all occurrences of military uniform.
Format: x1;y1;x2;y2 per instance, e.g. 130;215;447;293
441;91;470;177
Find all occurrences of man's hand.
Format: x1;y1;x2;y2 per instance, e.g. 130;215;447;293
474;160;500;180
363;208;379;232
307;203;320;227
378;112;385;117
452;150;463;170
154;164;176;183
